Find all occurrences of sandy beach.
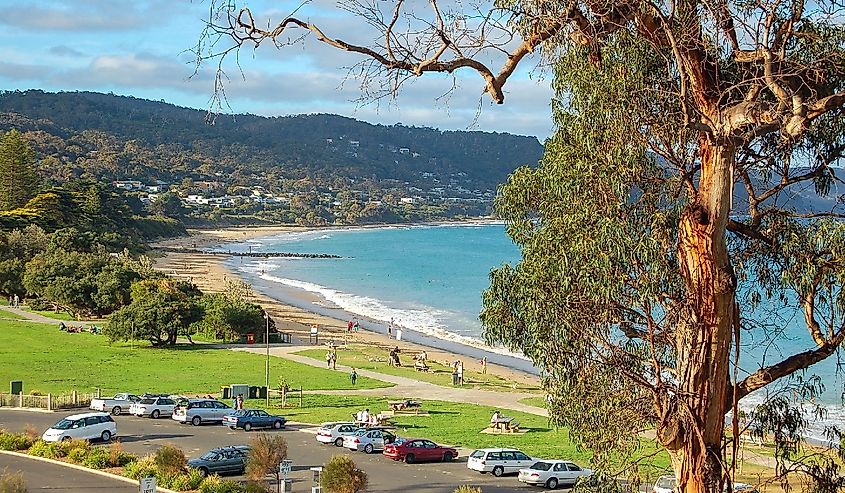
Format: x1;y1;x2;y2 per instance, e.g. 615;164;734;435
152;226;539;388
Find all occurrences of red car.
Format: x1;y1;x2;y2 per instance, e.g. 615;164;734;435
383;438;458;464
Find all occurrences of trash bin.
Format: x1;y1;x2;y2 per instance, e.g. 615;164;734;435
451;372;459;386
221;386;231;400
246;333;255;344
10;381;22;394
259;386;268;399
248;386;259;399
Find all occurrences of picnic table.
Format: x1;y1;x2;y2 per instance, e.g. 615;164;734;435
490;416;520;433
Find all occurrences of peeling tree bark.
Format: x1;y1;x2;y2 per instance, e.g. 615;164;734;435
662;140;736;493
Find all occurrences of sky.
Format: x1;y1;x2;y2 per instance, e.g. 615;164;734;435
0;0;555;139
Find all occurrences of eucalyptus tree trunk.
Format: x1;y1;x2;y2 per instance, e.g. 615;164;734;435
661;141;736;493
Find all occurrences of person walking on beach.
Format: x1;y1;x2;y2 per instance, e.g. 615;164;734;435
350;368;358;386
481;356;488;375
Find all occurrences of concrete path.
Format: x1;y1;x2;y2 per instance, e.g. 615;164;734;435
233;345;549;417
0;305;92;327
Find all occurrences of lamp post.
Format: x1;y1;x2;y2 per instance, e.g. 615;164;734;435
264;311;270;407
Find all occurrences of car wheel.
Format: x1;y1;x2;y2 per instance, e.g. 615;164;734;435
151;410;160;419
101;430;112;442
492;466;504;477
334;437;343;447
546;478;559;489
111;406;121;416
60;436;71;442
364;444;374;454
443;452;453;462
273;420;283;429
198;467;209;477
230;426;237;430
191;416;202;426
404;454;415;464
243;422;252;431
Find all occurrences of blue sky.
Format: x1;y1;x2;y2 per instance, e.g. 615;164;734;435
0;0;554;138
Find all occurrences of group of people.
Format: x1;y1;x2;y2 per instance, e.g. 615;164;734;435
7;294;19;307
231;393;245;410
346;319;361;333
58;322;99;334
452;360;465;385
325;347;338;370
388;346;402;367
354;408;382;427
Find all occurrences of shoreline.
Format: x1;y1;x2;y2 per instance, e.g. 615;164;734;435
151;224;540;387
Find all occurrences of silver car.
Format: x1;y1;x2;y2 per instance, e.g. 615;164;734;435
342;428;396;453
131;397;178;419
172;399;232;426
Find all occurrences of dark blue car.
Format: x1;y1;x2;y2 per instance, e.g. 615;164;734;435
222;409;286;431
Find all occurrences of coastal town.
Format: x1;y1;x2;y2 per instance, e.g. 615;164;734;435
2;0;845;492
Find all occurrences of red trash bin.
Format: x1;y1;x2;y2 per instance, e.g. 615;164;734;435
246;333;255;344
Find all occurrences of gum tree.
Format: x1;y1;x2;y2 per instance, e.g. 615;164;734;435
196;1;845;491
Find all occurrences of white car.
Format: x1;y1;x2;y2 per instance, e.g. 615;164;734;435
42;412;116;442
172;399;232;426
316;422;359;446
89;393;140;415
653;475;676;493
130;396;178;418
342;428;396;453
467;448;535;477
518;460;593;489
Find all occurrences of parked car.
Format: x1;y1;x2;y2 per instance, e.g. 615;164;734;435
653;475;677;493
728;483;759;493
518;460;593;489
42;412;116;443
172;398;232;426
383;438;458;463
187;445;250;477
223;409;286;431
130;396;178;419
316;422;359;446
342;427;396;453
467;448;535;477
89;393;141;415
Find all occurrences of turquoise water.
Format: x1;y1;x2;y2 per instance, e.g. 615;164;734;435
223;223;843;441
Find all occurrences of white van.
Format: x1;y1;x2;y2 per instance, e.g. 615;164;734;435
467;447;535;476
42;412;116;442
172;398;232;426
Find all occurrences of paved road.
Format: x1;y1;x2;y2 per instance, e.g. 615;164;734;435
0;453;137;491
0;409;540;492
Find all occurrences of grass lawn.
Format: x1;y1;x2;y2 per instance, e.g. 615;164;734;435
519;396;547;408
23;308;77;321
295;344;541;393
0;319;391;395
0;306;26;320
250;394;671;478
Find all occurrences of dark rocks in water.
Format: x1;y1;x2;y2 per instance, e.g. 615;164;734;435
154;246;341;259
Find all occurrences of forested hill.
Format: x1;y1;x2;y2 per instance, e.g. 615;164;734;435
0;90;542;190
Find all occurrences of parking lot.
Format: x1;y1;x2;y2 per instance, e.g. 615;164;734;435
0;409;548;492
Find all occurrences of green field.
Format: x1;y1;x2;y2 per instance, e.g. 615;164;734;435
0;319;391;395
248;394;671;475
295;345;541;392
519;396;547;408
0;307;26;320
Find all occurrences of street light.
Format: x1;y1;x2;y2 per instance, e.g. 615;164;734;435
264;311;270;407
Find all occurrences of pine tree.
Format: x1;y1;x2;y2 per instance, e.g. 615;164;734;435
0;129;39;211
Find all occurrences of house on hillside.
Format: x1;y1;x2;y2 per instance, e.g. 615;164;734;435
114;180;143;191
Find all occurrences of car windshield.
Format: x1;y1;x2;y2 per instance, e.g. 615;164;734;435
531;462;553;471
52;419;76;430
140;398;156;404
469;450;485;459
656;478;676;489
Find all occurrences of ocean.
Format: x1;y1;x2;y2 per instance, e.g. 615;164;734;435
221;223;843;443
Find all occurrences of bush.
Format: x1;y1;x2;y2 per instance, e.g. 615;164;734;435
81;447;112;469
27;440;63;459
0;470;27;493
108;441;136;467
124;456;158;480
155;445;187;476
320;455;368;493
245;434;287;482
454;487;483;493
159;469;204;492
66;447;88;463
0;432;33;451
198;475;249;493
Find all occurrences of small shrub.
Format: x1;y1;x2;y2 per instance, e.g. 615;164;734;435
0;432;33;451
241;482;270;493
124;456;158;480
28;391;43;397
27;440;63;459
155;445;187;476
59;439;89;457
108;441;136;467
245;434;287;483
454;487;483;493
81;447;111;469
198;475;224;493
320;455;368;493
184;469;206;490
23;426;39;442
66;447;87;464
0;470;27;493
162;470;204;491
198;474;254;493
